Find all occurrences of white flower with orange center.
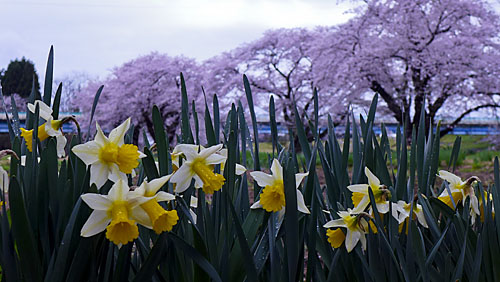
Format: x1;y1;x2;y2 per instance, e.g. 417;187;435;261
72;118;145;188
129;175;179;234
80;179;151;246
348;167;391;214
170;144;226;194
250;159;309;214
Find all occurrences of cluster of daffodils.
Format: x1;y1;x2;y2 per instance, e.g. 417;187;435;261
73;118;249;246
73;119;179;246
324;167;428;253
437;170;494;224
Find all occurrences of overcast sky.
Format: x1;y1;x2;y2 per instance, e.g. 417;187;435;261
1;0;355;80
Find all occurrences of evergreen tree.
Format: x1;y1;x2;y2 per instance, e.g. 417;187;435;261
0;57;41;98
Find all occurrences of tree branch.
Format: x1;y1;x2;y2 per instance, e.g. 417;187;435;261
440;103;500;135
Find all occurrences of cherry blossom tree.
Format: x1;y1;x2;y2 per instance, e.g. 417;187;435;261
313;0;500;135
55;71;94;112
74;53;202;144
203;28;350;131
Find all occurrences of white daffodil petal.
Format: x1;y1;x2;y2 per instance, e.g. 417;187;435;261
174;144;202;153
90;162;110;188
235;164;247;175
193;175;203;188
296;190;310;214
145;174;172;195
359;231;367;251
94;123;108;146
391;203;401;223
0;168;8;192
190;196;198;208
199;144;223;159
155;191;175;202
347;184;369;193
170;163;192;183
365;167;380;187
250;171;274;187
270;159;283;181
108;180;126;201
376;202;390;214
416;210;428;228
127;196;153;208
346;229;360;253
28;101;53;121
204;154;226;165
130;184;146;197
295;172;309;189
80;210;111;237
250;200;263;209
438;170;462;186
108;165;127;183
352;196;370;214
323;218;347;228
45;120;59;137
71;141;101;165
470;195;480;216
130;206;153;229
190;209;198;224
108;118;130;146
81;194;112;210
56;134;67;158
171;165;194;193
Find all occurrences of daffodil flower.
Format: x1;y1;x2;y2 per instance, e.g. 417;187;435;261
170;144;226;194
348;167;391;214
437;170;480;224
129;175;179;234
324;209;370;252
171;144;246;175
250;159;310;214
72;118;145;188
80;179;151;246
20;100;67;157
391;200;428;233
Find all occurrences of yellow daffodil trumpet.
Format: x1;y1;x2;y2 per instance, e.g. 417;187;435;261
250;158;310;214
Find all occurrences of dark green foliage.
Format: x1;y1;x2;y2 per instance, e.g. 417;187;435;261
0;57;41;98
